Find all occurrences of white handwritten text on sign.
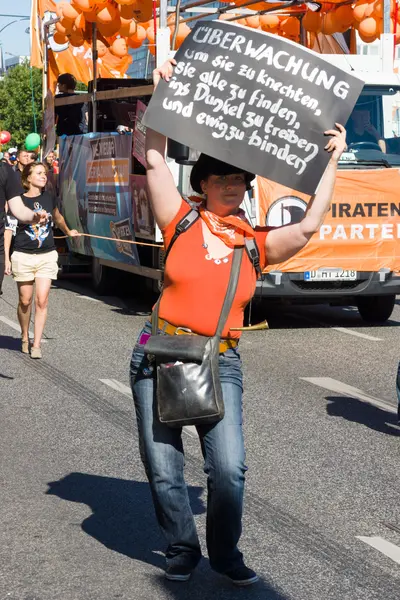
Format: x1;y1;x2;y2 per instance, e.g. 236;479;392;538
143;21;364;195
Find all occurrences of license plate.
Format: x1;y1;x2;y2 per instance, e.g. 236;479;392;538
304;268;357;281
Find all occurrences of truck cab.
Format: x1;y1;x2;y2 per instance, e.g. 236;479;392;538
253;42;400;323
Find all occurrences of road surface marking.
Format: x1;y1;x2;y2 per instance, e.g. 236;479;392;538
78;295;100;302
356;536;400;565
99;379;198;438
301;377;397;414
100;378;131;397
330;327;382;341
0;316;47;343
286;311;382;341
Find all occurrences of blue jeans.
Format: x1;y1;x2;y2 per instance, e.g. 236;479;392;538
129;323;247;573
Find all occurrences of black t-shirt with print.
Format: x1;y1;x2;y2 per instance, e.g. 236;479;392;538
0;163;24;252
13;191;56;254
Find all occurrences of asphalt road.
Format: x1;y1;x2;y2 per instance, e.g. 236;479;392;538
1;273;399;600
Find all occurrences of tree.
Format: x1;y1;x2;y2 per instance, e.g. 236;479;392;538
0;61;43;149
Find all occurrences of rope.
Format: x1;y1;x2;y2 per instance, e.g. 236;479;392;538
53;232;164;249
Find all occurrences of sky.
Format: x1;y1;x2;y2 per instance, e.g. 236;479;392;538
0;1;32;59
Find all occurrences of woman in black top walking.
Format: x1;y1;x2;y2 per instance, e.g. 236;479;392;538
5;162;80;358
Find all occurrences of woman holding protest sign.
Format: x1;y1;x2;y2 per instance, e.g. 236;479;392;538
130;57;347;586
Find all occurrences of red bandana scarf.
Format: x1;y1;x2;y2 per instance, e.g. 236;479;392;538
189;197;255;248
198;205;255;248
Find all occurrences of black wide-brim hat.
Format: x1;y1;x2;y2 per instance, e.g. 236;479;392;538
190;154;255;195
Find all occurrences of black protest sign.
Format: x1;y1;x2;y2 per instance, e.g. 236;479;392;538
143;21;364;195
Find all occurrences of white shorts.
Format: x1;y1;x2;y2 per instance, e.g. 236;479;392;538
11;250;59;282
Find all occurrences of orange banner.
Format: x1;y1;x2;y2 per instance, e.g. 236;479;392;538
86;158;130;186
256;169;400;274
30;0;132;89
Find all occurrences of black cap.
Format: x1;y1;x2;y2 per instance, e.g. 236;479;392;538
190;154;255;195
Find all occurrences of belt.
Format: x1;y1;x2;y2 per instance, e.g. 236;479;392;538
157;318;238;354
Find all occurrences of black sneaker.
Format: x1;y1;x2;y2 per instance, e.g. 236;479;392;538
223;566;259;587
165;564;193;582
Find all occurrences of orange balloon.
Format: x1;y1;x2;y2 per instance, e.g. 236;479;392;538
54;31;68;45
127;37;142;48
364;3;375;17
60;2;80;22
359;15;378;36
96;3;119;24
353;0;370;23
55;21;67;35
132;1;153;23
119;3;136;19
335;4;355;27
245;15;260;28
111;38;128;57
146;25;155;44
131;24;146;43
97;19;122;37
60;18;74;34
72;0;95;11
175;23;191;48
280;16;300;37
115;0;137;4
68;33;85;47
96;39;108;57
75;12;86;30
119;16;135;35
83;7;98;23
358;30;378;42
55;3;64;19
302;10;322;33
321;13;338;35
259;14;280;31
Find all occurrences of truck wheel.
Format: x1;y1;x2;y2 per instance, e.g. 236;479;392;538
356;295;396;323
91;258;113;295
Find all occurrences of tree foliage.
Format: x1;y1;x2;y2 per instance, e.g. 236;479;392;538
0;61;43;149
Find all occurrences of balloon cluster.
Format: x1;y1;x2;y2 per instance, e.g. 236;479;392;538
221;0;400;45
54;0;192;56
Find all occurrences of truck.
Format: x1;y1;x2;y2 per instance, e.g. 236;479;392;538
54;24;400;323
251;36;400;322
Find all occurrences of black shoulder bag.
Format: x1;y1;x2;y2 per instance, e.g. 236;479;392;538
144;208;245;428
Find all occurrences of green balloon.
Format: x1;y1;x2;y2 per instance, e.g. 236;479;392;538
25;133;41;151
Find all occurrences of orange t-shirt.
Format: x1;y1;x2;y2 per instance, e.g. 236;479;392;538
159;200;269;339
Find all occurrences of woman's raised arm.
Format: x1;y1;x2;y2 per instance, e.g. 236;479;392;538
146;58;182;229
265;124;347;265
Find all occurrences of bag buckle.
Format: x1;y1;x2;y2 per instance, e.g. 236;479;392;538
174;327;193;335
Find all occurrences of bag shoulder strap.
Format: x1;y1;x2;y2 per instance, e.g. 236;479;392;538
152;207;199;335
164;207;200;263
214;246;243;339
244;237;262;279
